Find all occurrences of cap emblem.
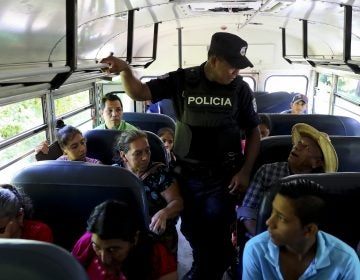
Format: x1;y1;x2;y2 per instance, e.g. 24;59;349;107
240;46;247;56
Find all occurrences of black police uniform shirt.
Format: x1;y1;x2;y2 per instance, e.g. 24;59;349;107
147;62;259;162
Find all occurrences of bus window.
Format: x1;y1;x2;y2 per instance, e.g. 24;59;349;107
243;76;255;91
334;77;360;122
0;98;43;140
0;133;45;182
336;77;360;104
313;73;332;114
54;90;93;130
0;97;45;182
264;75;308;95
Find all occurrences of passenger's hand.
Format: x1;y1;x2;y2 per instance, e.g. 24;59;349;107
228;169;250;194
149;209;168;235
100;54;129;74
35;140;49;154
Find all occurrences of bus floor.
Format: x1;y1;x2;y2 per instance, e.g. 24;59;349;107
176;218;193;279
176;218;234;280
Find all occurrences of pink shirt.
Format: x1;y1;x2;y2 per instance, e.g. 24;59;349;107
57;155;101;164
72;232;176;280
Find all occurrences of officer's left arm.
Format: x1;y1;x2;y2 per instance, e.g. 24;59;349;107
228;126;260;194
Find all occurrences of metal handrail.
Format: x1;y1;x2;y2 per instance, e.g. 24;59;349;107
0;66;71;81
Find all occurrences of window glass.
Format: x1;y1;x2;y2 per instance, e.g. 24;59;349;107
313;73;332;114
0;98;43;141
54;90;90;117
318;73;333;93
334;97;360;122
265;76;308;94
62;109;93;132
336;77;360;104
243;76;255;91
0;132;46;180
0;154;37;183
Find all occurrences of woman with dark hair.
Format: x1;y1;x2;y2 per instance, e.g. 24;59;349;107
72;200;177;280
0;184;53;242
56;125;101;163
157;127;176;166
115;130;183;256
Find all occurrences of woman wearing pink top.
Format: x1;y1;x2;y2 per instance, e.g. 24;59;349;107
56;125;101;164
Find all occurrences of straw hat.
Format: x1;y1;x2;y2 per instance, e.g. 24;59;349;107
291;123;338;172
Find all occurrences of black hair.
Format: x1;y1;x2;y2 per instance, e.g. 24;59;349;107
55;119;66;130
116;130;148;154
259;114;272;130
277;179;326;226
157;127;174;138
0;184;33;219
56;125;83;150
87;200;153;279
86;200;141;242
101;92;123;110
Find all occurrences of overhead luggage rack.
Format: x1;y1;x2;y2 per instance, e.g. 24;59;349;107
281;5;360;74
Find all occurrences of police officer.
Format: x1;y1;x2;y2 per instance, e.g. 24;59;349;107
101;32;260;280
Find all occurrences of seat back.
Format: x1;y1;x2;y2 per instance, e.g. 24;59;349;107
260;113;360;136
11;161;149;250
123;112;176;133
35;141;62;161
0;239;88;280
255;91;297;113
84;129;167;165
256;172;360;249
253;135;360;175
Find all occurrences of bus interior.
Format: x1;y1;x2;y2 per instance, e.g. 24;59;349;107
0;0;360;278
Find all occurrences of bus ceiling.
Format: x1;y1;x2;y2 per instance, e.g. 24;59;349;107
0;0;360;86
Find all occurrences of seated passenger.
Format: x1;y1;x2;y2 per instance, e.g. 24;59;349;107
0;184;53;242
95;92;137;130
35;93;136;158
72;200;177;280
258;114;271;138
157;127;176;166
238;123;338;236
241;114;271;152
281;93;308;114
56;125;101;163
116;130;183;255
35;119;66;155
242;179;360;279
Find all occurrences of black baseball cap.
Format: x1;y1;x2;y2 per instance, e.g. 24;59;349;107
208;32;253;69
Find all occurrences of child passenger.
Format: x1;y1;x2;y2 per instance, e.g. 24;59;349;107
72;200;177;280
157;127;176;165
0;184;53;242
56;125;101;163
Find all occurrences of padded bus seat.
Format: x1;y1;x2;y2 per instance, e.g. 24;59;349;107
254;91;297;113
256;172;360;250
11;161;149;250
253;135;360;175
0;239;88;280
123;112;176;133
84;129;168;165
260;113;360;136
35;141;62;161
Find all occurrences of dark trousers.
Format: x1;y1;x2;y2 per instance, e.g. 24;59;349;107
179;169;237;280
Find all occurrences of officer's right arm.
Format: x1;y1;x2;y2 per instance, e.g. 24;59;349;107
100;55;152;101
